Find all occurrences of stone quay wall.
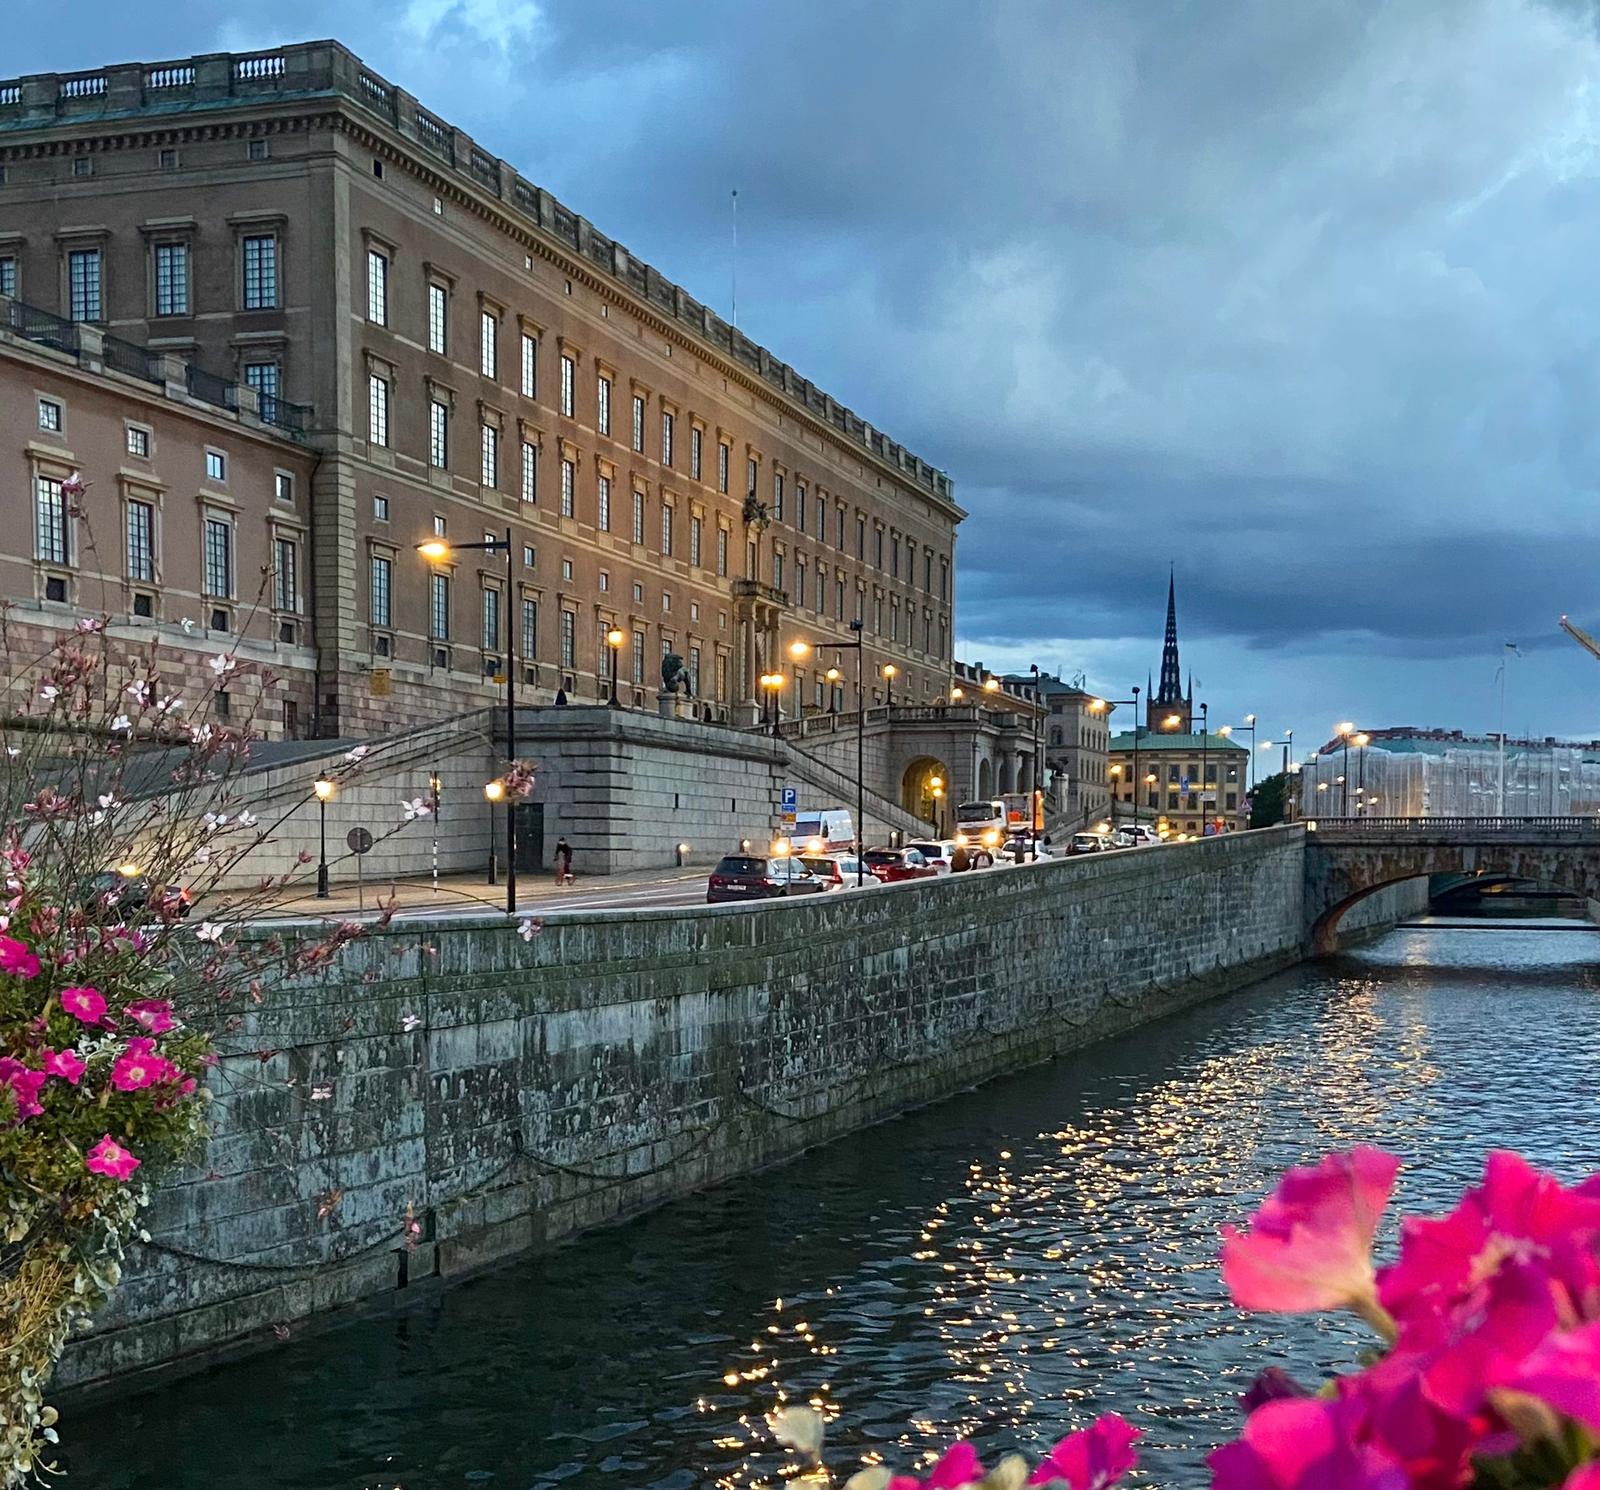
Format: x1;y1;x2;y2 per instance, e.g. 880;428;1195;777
63;826;1315;1388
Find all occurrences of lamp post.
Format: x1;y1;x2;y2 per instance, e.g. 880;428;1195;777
429;769;441;895
1029;663;1042;860
1199;702;1209;835
760;672;786;737
484;779;505;885
1092;688;1143;829
883;663;897;707
313;775;334;898
606;626;625;706
790;624;867;885
1354;731;1370;816
825;665;842;714
930;775;945;835
789;639;809;721
1335;722;1356;817
419;530;518;914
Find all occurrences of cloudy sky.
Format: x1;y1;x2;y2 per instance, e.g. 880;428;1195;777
13;0;1600;751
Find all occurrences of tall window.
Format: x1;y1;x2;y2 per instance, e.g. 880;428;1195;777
560;457;575;518
632;629;645;684
815;565;825;613
370;555;392;627
632;489;645;545
560;354;575;417
428;282;448;354
34;478;67;564
429;400;448;468
480;423;498;487
857;516;866;560
631;394;645;453
521;596;537;660
690;514;702;567
598;375;612;435
521;441;537;503
244;362;278;416
560;610;575;669
203;516;233;597
661;503;673;556
688;646;701;696
837;506;846;548
241;236;277;310
429;573;450;640
875;528;884;569
773;472;784;521
366;249;388;324
691;427;703;481
773;550;784;590
126;500;154;582
521;334;538;398
661;411;674;467
0;256;15;298
154;243;188;316
747;458;758;497
274;537;299;612
796;485;806;533
479;310;496;378
597;474;611;531
67;249;101;321
481;586;500;652
716;527;728;577
718;441;730;494
368;374;390;447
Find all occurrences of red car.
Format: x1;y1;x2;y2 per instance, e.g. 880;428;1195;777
860;847;938;884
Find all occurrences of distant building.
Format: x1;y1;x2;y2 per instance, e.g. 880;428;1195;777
1299;727;1600;818
1108;729;1249;836
1033;675;1113;829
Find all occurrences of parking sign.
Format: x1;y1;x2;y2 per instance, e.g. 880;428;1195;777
780;785;797;812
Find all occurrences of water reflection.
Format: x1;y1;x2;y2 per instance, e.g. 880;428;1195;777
67;930;1600;1488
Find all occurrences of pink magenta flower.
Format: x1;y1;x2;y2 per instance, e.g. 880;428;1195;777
123;997;176;1034
1379;1151;1600;1332
1562;1469;1600;1489
59;984;108;1024
0;935;40;979
85;1133;140;1181
43;1047;86;1084
1208;1396;1408;1490
110;1042;178;1091
1029;1413;1139;1488
1505;1319;1600;1433
0;1056;48;1119
1222;1147;1400;1322
888;1443;985;1490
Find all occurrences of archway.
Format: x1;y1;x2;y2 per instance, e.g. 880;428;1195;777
901;755;952;832
976;756;994;799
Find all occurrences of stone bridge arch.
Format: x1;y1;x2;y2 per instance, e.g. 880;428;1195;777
899;754;954;826
1305;827;1600;952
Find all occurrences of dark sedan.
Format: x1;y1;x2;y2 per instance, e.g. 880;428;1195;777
860;848;938;884
706;855;827;903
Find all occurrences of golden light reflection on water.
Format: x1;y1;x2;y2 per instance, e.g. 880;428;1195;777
709;937;1600;1488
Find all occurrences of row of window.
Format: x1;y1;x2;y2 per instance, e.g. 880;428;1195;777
3;235;284;324
360;251;950;600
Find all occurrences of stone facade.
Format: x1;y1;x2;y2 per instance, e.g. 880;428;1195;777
1108;729;1251;837
62;827;1312;1386
0;329;320;737
0;42;963;739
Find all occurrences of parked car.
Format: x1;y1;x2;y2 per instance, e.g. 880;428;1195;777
80;870;192;918
799;853;871;889
906;840;957;875
1067;832;1112;856
1000;836;1053;863
1120;825;1161;847
860;847;938;884
707;855;827;902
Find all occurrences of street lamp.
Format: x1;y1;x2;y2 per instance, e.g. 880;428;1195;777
790;621;867;886
882;662;897;707
950;684;965;703
1096;687;1143;829
825;665;842;713
418;529;518;914
1028;662;1042;860
484;779;505;885
1163;713;1181;731
1199;701;1209;835
605;627;625;706
760;672;786;737
929;774;945;835
313;775;335;898
789;639;810;719
1335;722;1357;816
1354;731;1370;816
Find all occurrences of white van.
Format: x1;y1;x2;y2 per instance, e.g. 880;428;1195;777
794;809;855;854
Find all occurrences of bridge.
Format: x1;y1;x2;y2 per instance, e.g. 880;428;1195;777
1304;816;1600;950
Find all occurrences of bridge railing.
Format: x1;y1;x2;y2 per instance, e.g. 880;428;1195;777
1310;815;1600;836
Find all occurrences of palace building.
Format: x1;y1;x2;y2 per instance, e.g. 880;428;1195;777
0;42;961;737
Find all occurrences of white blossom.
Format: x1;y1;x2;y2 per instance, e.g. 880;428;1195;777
110;714;132;734
517;916;543;943
208;653;237;677
401;797;432;820
309;1085;333;1102
769;1406;825;1462
343;744;370;764
401;1013;423;1033
97;793;117;812
38;685;59;703
5;747;18;759
195;921;226;943
179;617;196;634
237;810;258;830
127;680;152;705
189;723;214;748
155;695;184;715
202;812;228;834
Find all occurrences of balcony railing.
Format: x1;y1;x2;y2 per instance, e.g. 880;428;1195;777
3;298;79;355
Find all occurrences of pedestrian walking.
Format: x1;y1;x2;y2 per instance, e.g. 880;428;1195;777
554;837;574;885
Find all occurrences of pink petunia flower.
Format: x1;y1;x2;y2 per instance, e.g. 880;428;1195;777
1221;1147;1400;1327
0;1056;48;1119
1208;1396;1408;1490
43;1047;86;1084
0;935;40;979
123;997;176;1034
60;984;108;1024
1562;1468;1600;1489
110;1044;178;1091
1029;1414;1140;1488
85;1133;141;1181
1505;1319;1600;1434
887;1443;984;1490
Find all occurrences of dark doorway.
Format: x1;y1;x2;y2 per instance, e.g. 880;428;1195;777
515;803;544;872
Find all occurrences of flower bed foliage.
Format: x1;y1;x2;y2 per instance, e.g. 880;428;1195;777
768;1147;1600;1489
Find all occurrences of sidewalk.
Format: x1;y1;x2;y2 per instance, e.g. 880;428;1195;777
206;864;703;921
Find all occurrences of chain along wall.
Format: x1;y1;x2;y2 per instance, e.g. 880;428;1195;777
61;827;1371;1388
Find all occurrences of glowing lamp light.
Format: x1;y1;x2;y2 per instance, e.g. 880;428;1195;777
417;540;451;562
789;640;811;660
606;627;625;649
483;780;506;803
312;776;336;802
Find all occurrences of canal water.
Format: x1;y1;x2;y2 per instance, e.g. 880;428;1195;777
66;927;1600;1489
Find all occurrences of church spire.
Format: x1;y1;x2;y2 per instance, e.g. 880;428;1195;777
1156;565;1182;706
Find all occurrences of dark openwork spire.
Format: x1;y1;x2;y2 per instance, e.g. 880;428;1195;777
1156;566;1182;706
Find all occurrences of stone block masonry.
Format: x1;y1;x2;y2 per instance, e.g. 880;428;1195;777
64;827;1309;1387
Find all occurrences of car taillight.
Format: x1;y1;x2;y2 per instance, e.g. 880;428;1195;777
709;875;727;887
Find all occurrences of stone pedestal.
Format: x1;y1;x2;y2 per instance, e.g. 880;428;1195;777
657;689;690;721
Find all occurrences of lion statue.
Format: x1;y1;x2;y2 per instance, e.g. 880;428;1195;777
661;651;693;696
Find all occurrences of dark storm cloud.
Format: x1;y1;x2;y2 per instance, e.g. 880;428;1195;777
13;0;1600;733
